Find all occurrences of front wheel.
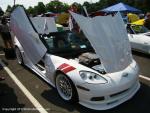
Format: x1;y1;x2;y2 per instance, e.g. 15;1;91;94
15;47;24;65
55;73;78;103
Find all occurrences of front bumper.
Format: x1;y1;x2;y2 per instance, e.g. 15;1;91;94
76;60;140;110
78;81;140;110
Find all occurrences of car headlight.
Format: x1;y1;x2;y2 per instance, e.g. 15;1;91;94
79;71;108;84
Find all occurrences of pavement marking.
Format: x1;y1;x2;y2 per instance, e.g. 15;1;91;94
139;75;150;82
0;58;149;113
0;60;48;113
0;53;5;56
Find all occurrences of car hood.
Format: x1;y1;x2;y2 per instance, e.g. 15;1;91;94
10;6;47;64
70;12;132;73
134;33;150;43
30;17;57;34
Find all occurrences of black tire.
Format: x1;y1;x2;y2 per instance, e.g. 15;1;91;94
4;48;16;59
15;47;24;65
55;73;78;103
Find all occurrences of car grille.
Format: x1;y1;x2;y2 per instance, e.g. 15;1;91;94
110;89;129;97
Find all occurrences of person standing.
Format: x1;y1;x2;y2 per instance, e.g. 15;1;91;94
144;12;150;30
0;17;13;48
0;17;15;59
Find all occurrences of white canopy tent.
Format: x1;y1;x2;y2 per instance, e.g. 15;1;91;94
30;17;57;34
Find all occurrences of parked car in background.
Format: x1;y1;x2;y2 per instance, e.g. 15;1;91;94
127;24;150;54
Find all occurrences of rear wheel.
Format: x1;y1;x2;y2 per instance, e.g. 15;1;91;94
15;47;23;65
55;73;78;103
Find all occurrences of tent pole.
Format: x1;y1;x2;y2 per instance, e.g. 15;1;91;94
14;0;16;6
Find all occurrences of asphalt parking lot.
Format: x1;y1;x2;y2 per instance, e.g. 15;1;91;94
0;38;150;113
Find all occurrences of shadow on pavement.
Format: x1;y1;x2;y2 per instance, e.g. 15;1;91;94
0;46;3;51
0;82;25;113
132;51;150;58
41;87;78;112
41;84;150;113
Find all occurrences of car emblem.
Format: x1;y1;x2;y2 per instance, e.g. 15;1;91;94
122;73;128;77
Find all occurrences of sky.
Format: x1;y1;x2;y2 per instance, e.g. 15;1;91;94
0;0;99;11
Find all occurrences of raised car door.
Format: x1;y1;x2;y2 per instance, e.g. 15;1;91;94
10;6;47;64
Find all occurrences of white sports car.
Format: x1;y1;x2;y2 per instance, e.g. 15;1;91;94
10;7;140;110
127;24;150;54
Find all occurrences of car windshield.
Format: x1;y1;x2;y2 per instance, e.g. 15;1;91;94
131;24;149;34
41;31;94;58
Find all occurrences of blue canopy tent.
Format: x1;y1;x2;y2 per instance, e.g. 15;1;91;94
101;2;141;13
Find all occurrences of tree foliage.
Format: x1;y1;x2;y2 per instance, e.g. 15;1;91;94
5;0;150;15
46;1;69;13
0;7;4;16
37;2;46;14
6;5;12;12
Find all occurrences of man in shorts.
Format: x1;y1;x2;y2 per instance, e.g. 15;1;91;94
144;12;150;30
0;17;15;59
0;17;13;49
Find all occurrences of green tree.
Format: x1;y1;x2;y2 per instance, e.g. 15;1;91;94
27;6;35;15
46;1;65;13
26;0;150;16
0;7;4;16
62;3;69;12
71;2;82;13
83;1;92;13
6;5;12;12
36;2;46;14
